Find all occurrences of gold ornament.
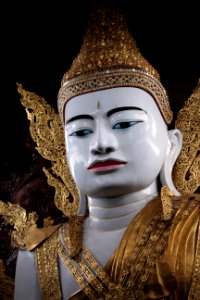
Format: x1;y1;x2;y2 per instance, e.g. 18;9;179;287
58;4;173;124
0;200;38;249
17;83;79;217
16;84;82;254
36;231;62;300
161;186;175;220
173;79;200;194
0;200;60;251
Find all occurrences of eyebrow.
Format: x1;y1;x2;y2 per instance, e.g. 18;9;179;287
66;106;146;125
66;114;93;125
107;106;145;117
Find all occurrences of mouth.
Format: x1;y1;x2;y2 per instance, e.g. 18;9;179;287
87;159;127;171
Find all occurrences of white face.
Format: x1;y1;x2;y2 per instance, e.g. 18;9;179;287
64;87;171;198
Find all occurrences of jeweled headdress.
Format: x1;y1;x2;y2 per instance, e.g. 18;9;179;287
58;4;173;124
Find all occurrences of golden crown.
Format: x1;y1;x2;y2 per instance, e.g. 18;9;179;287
58;4;173;124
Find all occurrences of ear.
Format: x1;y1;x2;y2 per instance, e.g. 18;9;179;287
77;190;88;216
160;129;182;195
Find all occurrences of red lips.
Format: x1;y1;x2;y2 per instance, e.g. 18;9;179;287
88;160;127;171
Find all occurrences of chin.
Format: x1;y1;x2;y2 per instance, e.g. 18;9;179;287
84;184;140;198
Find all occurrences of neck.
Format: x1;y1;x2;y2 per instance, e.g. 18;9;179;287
87;182;158;231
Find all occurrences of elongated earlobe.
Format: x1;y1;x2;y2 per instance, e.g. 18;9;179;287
77;190;87;216
160;129;182;195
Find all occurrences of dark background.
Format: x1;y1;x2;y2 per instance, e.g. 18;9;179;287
1;0;200;180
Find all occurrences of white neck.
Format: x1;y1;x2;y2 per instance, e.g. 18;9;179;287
87;182;158;231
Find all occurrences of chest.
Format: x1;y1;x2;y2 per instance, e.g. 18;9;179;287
59;226;126;299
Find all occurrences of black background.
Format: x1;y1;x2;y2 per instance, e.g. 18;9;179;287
1;0;200;170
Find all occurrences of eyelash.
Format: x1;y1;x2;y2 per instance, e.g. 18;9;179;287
69;128;93;137
69;120;142;137
112;120;142;130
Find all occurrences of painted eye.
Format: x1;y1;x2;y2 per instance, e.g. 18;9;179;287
70;129;93;137
113;120;141;130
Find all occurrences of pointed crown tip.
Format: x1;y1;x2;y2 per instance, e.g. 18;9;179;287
58;4;173;125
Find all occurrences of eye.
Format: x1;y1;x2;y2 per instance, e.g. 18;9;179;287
69;128;93;137
113;120;142;130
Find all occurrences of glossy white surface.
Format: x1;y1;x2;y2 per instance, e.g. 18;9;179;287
64;88;175;202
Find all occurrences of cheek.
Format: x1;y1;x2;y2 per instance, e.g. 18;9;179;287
65;138;89;174
123;129;169;166
146;137;168;160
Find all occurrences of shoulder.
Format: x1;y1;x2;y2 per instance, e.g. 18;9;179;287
173;193;200;217
169;193;200;231
167;193;200;249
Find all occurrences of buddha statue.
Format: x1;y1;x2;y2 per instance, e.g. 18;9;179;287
0;2;199;300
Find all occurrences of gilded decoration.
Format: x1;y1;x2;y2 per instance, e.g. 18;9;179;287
17;83;79;217
58;69;172;125
62;6;160;82
0;201;60;251
36;231;62;300
173;79;200;194
0;200;38;249
188;218;200;299
161;186;175;220
57;6;173;125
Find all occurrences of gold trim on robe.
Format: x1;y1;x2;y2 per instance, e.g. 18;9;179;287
36;195;200;300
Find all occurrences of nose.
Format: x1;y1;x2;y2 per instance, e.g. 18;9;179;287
90;121;118;155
